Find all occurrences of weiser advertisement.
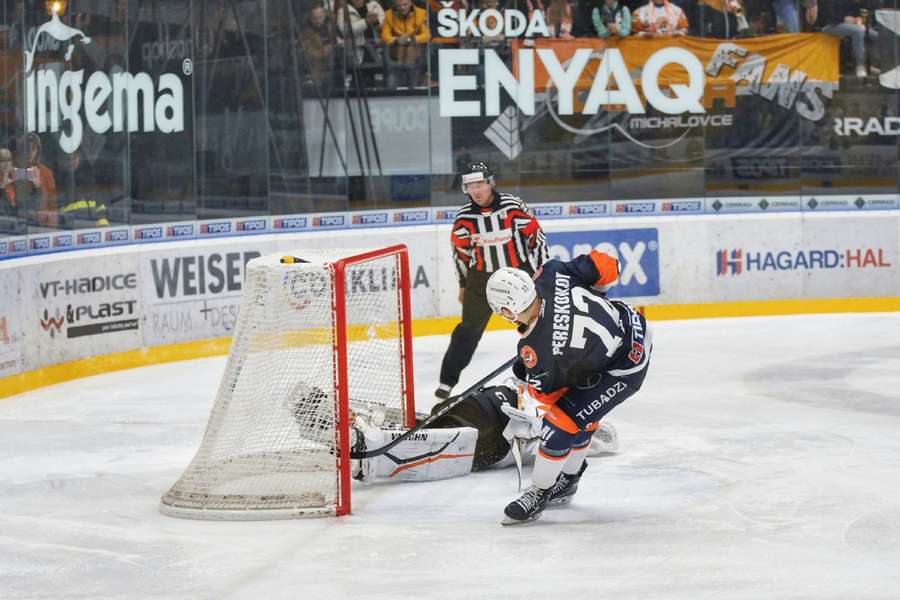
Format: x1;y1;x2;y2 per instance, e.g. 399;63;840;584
139;242;275;345
546;228;660;298
26;255;143;367
710;216;898;300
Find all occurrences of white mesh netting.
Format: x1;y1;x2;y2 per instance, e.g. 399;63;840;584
160;247;412;520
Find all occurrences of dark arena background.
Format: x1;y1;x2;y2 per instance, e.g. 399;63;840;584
1;1;899;598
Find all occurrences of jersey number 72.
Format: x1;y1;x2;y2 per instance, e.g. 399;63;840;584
569;288;622;357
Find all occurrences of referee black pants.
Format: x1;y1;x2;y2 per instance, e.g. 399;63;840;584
439;270;493;389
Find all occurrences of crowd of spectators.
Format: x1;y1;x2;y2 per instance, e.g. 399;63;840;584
295;0;889;92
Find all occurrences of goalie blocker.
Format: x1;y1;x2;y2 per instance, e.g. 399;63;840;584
354;383;619;482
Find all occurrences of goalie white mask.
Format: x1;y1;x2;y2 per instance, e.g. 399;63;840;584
486;268;537;318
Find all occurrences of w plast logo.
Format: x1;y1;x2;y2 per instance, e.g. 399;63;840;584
717;249;743;275
547;228;660;297
40;308;65;337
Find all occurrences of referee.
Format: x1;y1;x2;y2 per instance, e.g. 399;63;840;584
435;162;549;400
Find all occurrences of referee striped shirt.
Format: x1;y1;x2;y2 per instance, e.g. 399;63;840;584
450;192;549;286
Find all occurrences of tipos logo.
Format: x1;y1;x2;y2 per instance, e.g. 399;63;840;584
24;11;186;153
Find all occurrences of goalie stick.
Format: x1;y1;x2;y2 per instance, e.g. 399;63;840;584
349;356;517;459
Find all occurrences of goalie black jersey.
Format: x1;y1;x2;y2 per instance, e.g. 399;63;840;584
515;251;648;404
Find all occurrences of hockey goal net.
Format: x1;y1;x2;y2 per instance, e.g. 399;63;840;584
160;245;415;519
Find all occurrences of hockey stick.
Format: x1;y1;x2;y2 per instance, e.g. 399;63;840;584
349;356;517;459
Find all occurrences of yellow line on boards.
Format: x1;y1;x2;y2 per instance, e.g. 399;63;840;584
2;296;899;400
643;297;900;320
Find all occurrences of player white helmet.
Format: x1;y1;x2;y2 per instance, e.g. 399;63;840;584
486;268;537;318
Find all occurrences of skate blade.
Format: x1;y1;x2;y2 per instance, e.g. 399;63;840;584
547;496;573;508
501;513;542;526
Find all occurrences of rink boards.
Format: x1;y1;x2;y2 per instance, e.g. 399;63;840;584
1;211;900;396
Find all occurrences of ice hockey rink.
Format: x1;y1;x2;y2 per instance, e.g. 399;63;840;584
2;312;900;600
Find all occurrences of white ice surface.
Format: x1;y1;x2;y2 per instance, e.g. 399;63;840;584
2;313;900;599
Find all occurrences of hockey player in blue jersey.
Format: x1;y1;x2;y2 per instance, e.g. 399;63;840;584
485;251;653;525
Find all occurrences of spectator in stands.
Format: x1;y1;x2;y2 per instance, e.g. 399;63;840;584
543;0;575;38
822;0;879;78
22;133;56;227
633;0;689;36
381;0;431;88
472;0;506;47
426;0;467;88
300;1;343;93
573;0;604;36
685;0;749;38
337;0;385;86
772;0;817;32
0;147;17;219
57;151;109;229
593;0;632;38
459;0;513;87
0;144;43;230
802;1;818;29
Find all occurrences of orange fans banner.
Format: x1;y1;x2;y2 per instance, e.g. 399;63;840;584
514;33;840;91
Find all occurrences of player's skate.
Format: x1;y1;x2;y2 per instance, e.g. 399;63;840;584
502;486;552;525
546;461;588;507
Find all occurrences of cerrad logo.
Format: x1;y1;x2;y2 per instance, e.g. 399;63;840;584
24;10;186;153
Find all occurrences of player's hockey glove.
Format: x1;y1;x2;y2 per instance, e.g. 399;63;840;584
500;403;542;443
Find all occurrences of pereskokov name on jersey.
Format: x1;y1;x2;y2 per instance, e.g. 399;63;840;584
25;68;185;154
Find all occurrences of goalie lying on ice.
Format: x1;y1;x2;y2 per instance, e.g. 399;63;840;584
351;382;619;482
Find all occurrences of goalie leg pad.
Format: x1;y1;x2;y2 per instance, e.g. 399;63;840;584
363;427;478;482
